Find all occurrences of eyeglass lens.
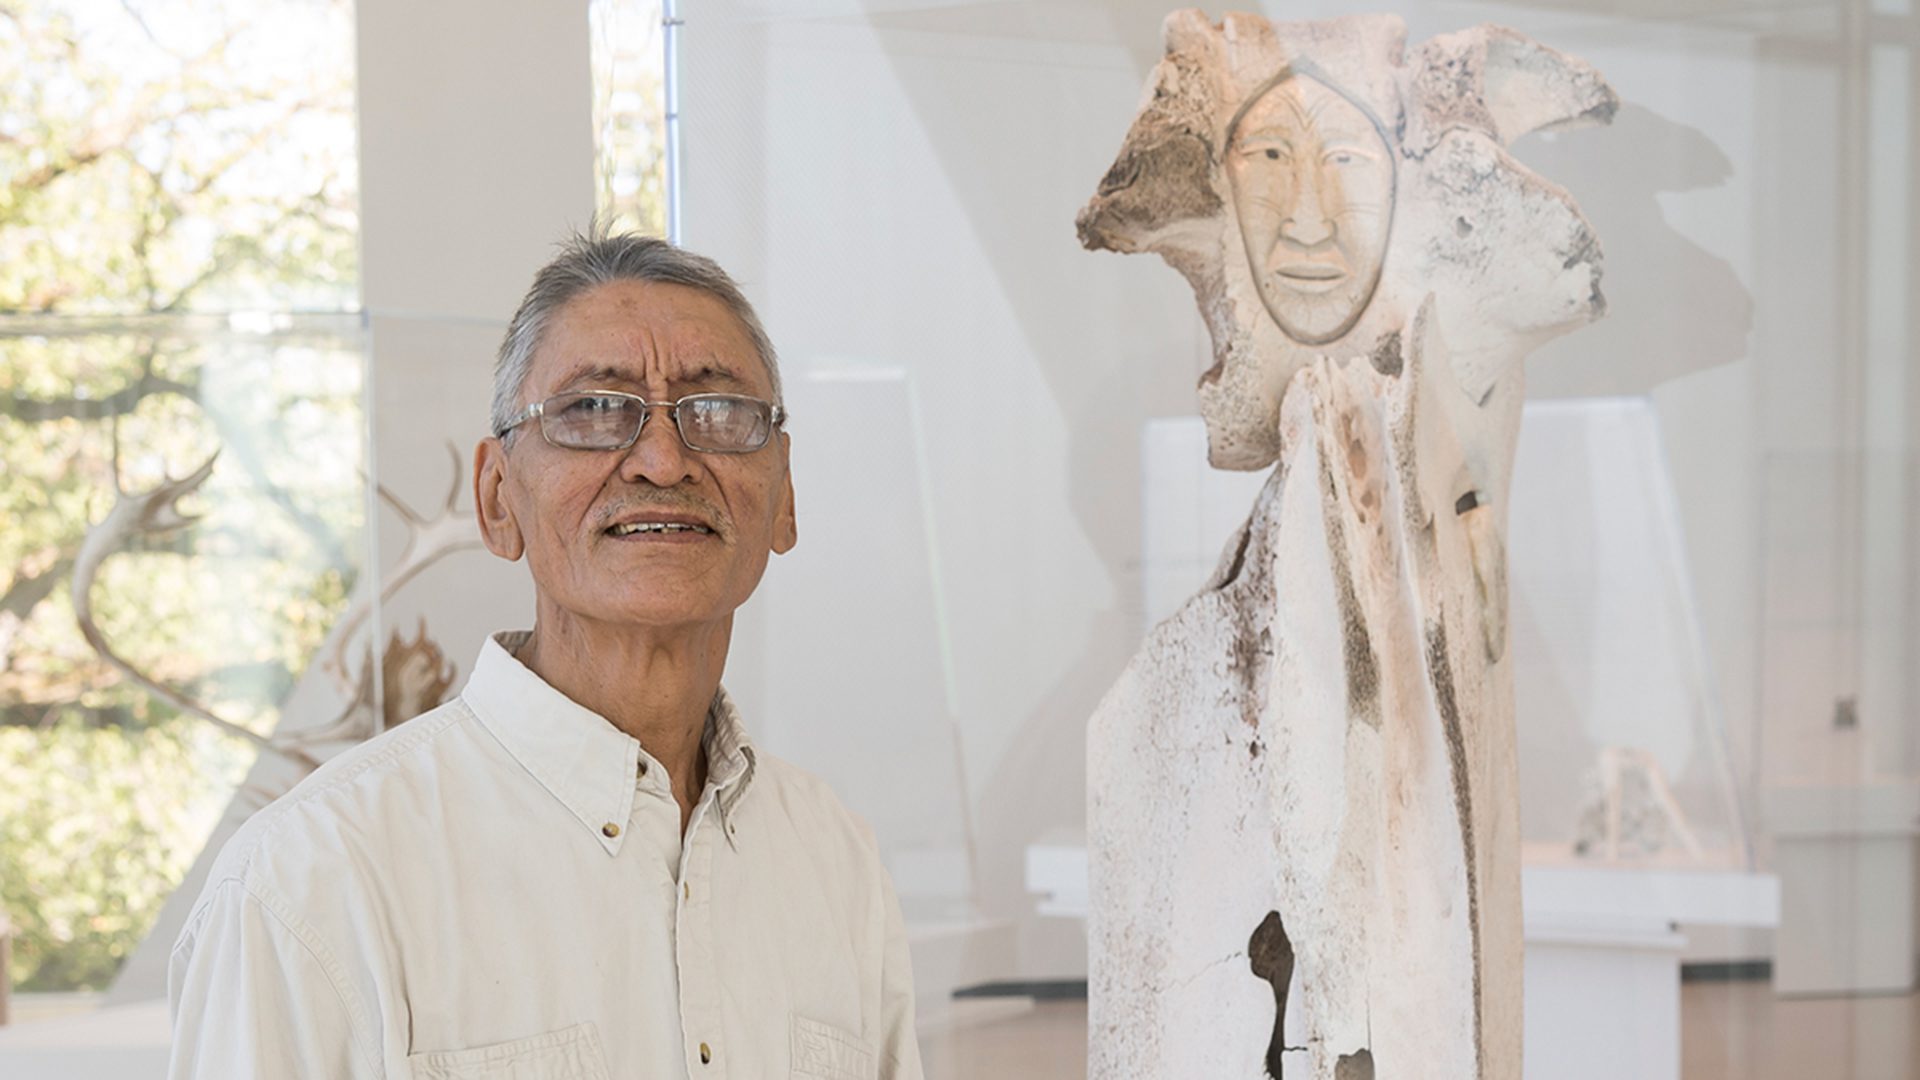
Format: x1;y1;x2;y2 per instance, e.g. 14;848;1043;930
541;392;774;452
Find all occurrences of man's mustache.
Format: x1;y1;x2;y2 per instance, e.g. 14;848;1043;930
597;493;732;539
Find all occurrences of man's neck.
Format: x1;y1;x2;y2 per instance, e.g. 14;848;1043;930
517;608;732;834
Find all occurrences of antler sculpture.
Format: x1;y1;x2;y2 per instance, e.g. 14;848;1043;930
72;440;483;774
322;442;485;693
70;452;319;768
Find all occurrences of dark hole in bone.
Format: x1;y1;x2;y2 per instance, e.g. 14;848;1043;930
1368;329;1403;376
1455;490;1480;515
1250;739;1263;758
1249;910;1295;1078
1096;155;1141;197
1455;216;1474;236
1336;1049;1375;1079
1215;521;1255;589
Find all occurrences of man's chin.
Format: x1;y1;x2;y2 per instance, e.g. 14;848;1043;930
545;578;731;631
581;600;728;631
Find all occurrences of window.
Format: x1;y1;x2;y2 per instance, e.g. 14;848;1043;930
590;0;669;238
0;0;361;993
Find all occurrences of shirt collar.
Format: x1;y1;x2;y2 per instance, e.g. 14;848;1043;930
461;631;757;855
705;685;757;834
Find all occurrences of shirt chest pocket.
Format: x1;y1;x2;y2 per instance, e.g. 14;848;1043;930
790;1014;875;1080
409;1022;611;1080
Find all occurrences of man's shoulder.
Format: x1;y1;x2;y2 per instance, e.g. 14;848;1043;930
746;750;882;856
205;698;481;892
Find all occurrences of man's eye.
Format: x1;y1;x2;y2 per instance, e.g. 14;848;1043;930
566;395;626;414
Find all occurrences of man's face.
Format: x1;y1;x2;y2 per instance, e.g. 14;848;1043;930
1226;74;1395;346
475;281;796;633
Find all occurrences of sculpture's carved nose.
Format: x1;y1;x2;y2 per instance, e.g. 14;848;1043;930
1280;168;1336;248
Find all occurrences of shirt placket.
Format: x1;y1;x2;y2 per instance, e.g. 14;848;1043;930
674;789;724;1079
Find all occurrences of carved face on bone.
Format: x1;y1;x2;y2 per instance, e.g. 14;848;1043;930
1076;12;1617;471
1225;69;1395;346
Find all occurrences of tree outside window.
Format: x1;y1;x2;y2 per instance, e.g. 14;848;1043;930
0;0;361;994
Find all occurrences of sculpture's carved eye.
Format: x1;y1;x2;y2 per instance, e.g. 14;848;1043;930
1240;139;1292;164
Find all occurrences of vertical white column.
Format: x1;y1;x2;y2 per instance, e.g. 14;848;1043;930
357;0;597;320
354;0;596;689
1860;35;1914;778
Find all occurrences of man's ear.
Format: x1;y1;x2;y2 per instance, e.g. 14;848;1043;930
772;432;798;555
474;437;526;561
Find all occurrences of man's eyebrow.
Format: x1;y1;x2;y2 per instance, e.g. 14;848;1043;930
683;365;751;390
552;363;753;392
554;365;638;391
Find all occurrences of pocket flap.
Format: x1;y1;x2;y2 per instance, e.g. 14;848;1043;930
409;1022;610;1080
790;1014;875;1079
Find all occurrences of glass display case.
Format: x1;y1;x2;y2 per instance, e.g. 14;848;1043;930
1510;397;1753;871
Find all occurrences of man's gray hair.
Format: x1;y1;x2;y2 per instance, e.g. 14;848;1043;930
490;231;782;438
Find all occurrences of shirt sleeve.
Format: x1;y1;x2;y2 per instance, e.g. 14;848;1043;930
167;877;381;1080
875;869;925;1080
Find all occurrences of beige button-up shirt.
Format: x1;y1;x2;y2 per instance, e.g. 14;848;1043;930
167;632;921;1079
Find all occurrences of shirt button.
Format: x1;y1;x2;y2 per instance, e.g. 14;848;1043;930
602;823;621;838
699;1042;712;1064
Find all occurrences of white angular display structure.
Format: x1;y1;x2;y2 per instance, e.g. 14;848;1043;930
1078;12;1616;1078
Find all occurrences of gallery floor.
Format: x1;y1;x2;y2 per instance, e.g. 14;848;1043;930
918;981;1920;1079
1;978;1913;1076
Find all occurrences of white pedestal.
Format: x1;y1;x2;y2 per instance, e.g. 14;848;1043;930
1520;857;1774;1076
1518;862;1778;1080
1768;781;1920;996
1522;915;1682;1080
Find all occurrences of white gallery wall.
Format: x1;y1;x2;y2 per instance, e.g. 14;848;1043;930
680;0;1917;980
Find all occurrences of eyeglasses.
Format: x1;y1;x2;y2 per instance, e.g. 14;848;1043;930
496;390;786;454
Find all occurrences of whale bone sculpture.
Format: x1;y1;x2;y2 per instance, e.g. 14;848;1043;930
1078;11;1616;1078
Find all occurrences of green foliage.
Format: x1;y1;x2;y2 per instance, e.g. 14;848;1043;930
0;0;363;992
591;0;670;238
0;717;248;991
0;0;359;314
0;330;368;990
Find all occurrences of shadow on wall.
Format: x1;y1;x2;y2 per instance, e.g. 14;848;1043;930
1517;103;1754;396
846;2;1200;943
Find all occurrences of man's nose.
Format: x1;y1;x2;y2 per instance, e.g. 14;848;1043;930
1279;165;1336;248
617;406;701;487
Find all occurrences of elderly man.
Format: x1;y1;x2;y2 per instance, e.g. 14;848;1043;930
167;233;922;1079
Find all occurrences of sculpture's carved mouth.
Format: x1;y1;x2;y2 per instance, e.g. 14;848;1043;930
1273;261;1350;294
1276;261;1345;280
